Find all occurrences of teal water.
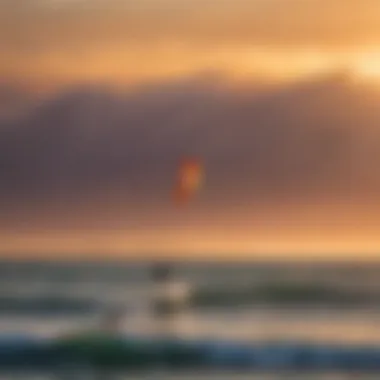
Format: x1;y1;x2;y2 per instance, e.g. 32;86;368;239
1;260;380;344
1;261;380;376
0;372;379;380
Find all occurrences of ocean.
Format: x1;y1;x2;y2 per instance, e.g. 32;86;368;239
1;260;380;379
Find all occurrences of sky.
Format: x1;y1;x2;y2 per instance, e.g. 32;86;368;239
2;0;380;259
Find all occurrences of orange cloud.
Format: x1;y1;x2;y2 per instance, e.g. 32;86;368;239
1;0;380;88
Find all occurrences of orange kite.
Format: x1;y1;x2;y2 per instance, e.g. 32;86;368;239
173;157;203;206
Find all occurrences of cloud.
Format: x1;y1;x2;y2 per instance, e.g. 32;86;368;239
1;0;380;87
1;71;380;215
2;0;380;48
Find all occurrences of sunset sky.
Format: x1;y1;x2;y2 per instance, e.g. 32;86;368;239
2;0;380;259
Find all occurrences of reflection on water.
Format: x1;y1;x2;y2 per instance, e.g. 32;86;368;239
2;306;380;345
2;261;380;375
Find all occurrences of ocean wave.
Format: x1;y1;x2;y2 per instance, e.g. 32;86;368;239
0;281;377;316
0;296;99;315
189;283;377;308
1;334;380;372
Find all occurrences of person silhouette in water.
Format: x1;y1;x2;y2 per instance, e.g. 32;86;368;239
150;262;190;337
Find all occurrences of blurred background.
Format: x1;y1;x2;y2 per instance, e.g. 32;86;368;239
3;0;380;378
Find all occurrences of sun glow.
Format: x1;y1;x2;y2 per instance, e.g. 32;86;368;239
352;53;380;80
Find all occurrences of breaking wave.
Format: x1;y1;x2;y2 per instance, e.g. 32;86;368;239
0;282;378;316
